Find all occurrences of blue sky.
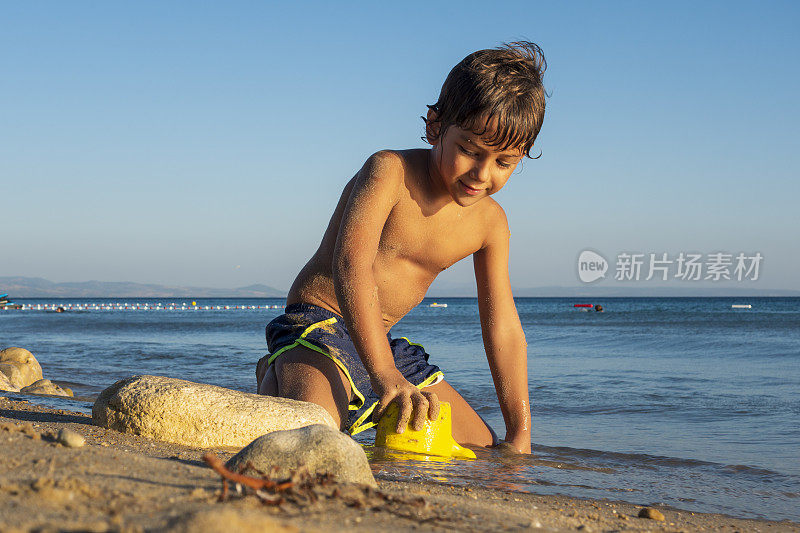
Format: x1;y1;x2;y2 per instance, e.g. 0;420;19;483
2;1;798;291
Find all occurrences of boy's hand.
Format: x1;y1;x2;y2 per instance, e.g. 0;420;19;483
371;368;440;433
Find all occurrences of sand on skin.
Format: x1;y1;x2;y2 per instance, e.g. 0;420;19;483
1;396;798;532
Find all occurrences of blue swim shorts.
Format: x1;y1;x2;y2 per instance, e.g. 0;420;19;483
259;303;443;435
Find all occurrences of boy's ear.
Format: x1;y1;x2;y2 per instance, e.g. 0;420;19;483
425;108;441;145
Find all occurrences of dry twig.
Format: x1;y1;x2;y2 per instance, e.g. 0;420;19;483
201;452;442;523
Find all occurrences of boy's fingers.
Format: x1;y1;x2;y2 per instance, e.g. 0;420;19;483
371;396;392;425
410;393;429;431
423;391;440;421
371;405;383;425
396;394;414;434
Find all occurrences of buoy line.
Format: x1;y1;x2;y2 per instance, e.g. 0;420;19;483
14;302;286;311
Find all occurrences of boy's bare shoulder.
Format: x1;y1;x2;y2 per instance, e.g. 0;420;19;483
479;198;511;247
356;149;433;201
486;197;509;227
364;149;428;177
360;150;406;181
348;150;410;204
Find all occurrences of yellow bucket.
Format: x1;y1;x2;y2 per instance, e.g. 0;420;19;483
374;402;476;459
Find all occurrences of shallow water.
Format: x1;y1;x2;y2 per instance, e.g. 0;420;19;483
2;297;798;521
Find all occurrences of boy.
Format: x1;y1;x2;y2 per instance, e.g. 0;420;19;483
257;42;546;454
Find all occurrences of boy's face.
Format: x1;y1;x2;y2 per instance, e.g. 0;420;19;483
429;117;524;207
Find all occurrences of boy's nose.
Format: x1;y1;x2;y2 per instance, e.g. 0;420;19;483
471;162;492;184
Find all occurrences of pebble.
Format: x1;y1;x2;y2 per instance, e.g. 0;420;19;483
638;507;666;521
57;428;85;448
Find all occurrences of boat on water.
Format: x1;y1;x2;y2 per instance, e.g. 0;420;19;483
0;293;22;310
429;302;448;308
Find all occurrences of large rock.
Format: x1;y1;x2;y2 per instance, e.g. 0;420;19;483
20;379;74;397
0;347;43;389
92;375;337;447
226;424;376;487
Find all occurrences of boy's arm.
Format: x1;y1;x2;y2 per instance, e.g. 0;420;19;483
333;151;438;432
473;205;531;453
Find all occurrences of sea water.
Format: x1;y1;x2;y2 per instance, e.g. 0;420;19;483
2;297;798;521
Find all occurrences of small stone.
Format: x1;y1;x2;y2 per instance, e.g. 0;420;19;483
638;507;665;521
226;424;376;486
21;379;74;397
57;428;86;448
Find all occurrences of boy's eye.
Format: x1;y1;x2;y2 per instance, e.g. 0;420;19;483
457;144;477;157
496;160;511;169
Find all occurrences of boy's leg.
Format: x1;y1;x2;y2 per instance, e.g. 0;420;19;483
424;380;498;448
258;345;352;430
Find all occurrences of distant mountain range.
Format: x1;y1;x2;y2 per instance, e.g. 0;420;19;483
0;277;285;298
2;276;798;298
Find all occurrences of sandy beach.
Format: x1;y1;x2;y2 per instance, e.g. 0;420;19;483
1;396;797;532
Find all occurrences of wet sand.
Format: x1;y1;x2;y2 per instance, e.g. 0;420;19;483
1;396;797;532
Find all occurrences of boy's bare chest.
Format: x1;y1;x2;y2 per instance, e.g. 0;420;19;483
377;197;485;272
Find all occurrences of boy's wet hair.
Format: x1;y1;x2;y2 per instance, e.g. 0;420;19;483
424;41;547;158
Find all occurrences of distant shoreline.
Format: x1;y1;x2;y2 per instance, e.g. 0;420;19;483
3;276;798;298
